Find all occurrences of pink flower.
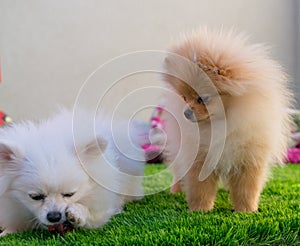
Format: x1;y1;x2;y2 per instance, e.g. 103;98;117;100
286;148;300;163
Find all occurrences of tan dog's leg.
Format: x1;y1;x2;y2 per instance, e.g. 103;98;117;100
229;164;267;212
184;162;218;211
170;177;182;193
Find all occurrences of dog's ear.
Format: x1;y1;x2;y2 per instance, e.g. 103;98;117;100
76;136;107;160
84;136;107;157
0;141;23;164
0;141;23;196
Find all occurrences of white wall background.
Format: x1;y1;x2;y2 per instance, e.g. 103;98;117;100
0;0;298;121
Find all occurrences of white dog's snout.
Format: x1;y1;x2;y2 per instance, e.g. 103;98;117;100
47;211;62;223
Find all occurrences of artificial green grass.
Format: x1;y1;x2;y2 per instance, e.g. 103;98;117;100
0;164;299;245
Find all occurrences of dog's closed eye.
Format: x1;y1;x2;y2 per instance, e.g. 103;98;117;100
62;192;75;198
29;193;46;201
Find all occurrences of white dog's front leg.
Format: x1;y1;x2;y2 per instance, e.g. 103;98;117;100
65;204;89;227
0;229;16;236
66;203;123;229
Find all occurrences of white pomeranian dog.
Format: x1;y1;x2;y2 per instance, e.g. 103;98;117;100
0;108;146;236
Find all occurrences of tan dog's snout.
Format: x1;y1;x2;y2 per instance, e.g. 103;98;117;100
184;108;197;122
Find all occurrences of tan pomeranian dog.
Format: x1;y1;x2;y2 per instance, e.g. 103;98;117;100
162;28;292;212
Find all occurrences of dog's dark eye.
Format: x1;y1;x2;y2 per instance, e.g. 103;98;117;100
197;96;209;104
29;193;46;201
182;95;187;102
62;192;75;198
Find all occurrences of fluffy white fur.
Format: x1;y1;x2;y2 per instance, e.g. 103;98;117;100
162;28;292;212
0;109;146;235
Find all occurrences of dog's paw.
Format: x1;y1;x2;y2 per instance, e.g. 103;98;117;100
0;229;15;236
65;204;88;227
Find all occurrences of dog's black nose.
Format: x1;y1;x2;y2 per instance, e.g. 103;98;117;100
47;211;62;223
184;109;193;119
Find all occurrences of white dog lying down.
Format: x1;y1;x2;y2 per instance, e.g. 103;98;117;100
0;109;146;236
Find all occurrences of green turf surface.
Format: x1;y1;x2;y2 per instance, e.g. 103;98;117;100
0;164;299;245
